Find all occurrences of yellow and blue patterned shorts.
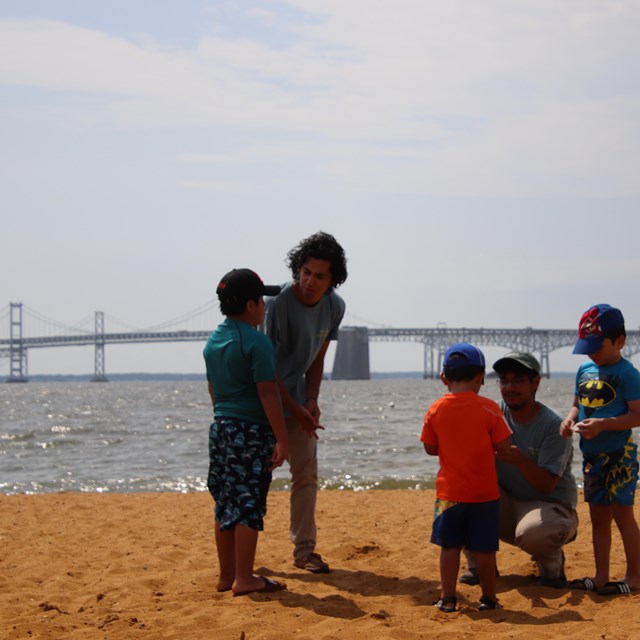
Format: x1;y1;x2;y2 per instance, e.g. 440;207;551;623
583;436;638;506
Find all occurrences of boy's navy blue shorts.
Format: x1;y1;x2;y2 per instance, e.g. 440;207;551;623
207;417;275;531
431;498;500;551
583;437;638;506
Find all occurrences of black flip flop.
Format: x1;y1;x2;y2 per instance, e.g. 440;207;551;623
568;577;597;591
596;581;636;595
232;576;287;597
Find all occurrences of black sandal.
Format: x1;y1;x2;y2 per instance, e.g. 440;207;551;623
435;596;457;613
478;595;502;610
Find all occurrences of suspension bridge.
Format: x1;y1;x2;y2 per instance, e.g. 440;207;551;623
2;302;640;382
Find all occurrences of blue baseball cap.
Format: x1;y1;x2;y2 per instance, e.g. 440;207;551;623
443;343;486;369
573;304;625;355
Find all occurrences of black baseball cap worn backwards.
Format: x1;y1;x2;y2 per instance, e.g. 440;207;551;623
216;268;281;304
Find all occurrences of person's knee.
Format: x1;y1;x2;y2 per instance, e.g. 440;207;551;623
515;521;565;553
290;464;318;490
288;445;318;480
612;504;639;532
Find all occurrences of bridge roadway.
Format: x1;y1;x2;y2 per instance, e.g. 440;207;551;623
2;326;640;380
0;330;213;382
0;329;211;349
366;327;640;378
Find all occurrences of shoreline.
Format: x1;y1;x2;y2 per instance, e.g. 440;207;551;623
2;490;639;639
8;371;579;382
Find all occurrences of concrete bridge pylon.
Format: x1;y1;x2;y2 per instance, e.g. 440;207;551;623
332;326;370;380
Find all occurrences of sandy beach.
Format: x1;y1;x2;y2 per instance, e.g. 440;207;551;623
2;489;640;640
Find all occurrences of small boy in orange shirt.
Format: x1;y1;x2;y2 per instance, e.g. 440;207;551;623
421;343;512;612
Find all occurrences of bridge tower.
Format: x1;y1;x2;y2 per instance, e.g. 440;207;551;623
539;347;551;379
332;327;370;380
423;345;444;379
91;311;108;382
8;302;28;382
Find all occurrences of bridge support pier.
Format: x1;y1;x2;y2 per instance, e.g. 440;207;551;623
423;344;437;379
423;340;450;379
332;327;370;380
91;311;108;382
539;349;551;379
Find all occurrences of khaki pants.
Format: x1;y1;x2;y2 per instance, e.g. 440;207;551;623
286;416;318;561
499;488;578;578
468;487;578;579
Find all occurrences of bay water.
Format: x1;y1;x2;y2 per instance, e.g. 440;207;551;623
0;377;582;494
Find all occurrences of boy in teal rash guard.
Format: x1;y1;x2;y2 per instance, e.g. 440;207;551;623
204;268;288;597
560;304;640;595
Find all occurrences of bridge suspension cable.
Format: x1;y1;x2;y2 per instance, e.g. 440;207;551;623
21;304;95;336
343;312;391;328
139;299;219;332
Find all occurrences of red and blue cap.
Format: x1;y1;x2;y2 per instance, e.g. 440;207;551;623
573;304;625;355
443;343;486;369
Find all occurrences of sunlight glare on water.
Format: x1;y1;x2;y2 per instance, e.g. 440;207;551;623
0;378;583;494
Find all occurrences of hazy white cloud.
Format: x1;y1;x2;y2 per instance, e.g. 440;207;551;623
2;2;639;180
2;3;639;198
2;2;640;374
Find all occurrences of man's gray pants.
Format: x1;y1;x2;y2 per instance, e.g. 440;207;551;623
286;416;318;561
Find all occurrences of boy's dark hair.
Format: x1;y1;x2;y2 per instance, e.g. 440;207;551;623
443;364;485;382
605;326;627;343
219;296;257;317
287;231;348;290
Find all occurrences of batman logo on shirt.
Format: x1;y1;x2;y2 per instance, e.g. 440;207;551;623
578;379;616;409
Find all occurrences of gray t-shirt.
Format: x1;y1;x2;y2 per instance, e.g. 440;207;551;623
496;402;577;509
264;282;345;405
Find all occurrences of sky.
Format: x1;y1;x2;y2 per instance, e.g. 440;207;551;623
1;1;640;376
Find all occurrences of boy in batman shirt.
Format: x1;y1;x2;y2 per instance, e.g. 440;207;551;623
560;304;640;595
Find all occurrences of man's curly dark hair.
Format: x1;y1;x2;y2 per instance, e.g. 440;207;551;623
287;231;348;290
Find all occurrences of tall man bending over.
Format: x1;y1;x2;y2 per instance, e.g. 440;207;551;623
264;231;348;573
463;352;578;587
